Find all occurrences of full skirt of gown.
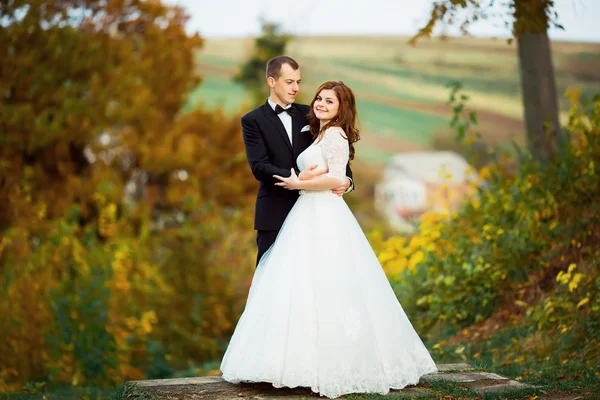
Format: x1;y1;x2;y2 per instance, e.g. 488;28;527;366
220;189;438;398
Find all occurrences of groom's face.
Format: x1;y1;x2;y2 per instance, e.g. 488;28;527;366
269;63;301;106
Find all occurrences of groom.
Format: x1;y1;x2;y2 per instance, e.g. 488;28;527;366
241;56;354;265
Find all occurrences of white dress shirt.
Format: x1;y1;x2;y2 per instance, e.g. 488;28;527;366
268;97;293;145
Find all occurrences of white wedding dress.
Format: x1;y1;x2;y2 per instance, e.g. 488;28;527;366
220;127;437;398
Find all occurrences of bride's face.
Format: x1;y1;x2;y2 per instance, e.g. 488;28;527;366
313;89;339;123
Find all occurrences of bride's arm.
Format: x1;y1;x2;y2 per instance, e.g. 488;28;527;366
274;129;349;191
274;170;343;190
298;175;344;189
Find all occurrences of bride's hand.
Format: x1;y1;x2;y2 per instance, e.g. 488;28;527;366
274;169;302;190
299;164;328;181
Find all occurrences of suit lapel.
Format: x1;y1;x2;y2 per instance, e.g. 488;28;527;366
262;103;292;153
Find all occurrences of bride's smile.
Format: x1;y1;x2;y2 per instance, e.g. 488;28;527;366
313;89;340;125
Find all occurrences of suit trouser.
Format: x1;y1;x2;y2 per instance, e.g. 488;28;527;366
256;230;279;267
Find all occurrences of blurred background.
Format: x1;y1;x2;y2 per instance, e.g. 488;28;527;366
1;0;599;398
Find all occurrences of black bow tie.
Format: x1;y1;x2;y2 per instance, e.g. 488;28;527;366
275;104;296;117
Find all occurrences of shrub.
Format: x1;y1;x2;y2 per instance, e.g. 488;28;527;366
376;88;600;378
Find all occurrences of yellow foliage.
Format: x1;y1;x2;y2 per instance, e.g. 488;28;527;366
568;273;583;293
0;0;257;389
576;298;589;308
373;90;600;376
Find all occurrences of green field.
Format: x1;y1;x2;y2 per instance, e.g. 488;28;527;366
186;72;249;113
192;36;600;165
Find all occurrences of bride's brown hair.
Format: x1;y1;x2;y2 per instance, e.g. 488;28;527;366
307;81;361;161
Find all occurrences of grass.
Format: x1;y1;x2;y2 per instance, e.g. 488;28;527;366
0;385;114;400
426;322;600;399
184;73;248;113
305;66;447;106
307;70;439;105
110;383;157;400
195;53;238;68
0;383;159;400
354;145;396;165
330;58;522;98
303;59;471;107
355;99;448;146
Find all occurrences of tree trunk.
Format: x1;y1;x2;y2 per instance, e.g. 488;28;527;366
517;32;561;160
514;1;561;161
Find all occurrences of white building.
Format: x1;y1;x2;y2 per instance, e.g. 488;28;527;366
375;151;477;232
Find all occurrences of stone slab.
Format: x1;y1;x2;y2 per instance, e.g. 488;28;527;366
422;371;509;383
127;364;531;399
471;379;536;393
433;363;475;372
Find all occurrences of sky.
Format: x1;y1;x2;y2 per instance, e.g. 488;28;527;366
165;0;600;43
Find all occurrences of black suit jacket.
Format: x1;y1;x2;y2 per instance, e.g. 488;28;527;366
242;101;353;231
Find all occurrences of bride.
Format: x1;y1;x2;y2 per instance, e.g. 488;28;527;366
220;81;437;398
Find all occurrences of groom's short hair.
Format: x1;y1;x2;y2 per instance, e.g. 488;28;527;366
266;56;299;80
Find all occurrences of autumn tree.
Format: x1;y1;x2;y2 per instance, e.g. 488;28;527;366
235;20;293;105
0;0;256;388
412;0;563;161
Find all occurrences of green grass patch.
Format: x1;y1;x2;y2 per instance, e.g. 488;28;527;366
343;378;580;400
570;51;600;62
0;383;165;400
0;385;115;400
110;383;157;400
356;99;448;146
331;59;521;98
306;70;440;104
458;323;600;382
185;73;248;113
355;144;396;165
195;53;237;68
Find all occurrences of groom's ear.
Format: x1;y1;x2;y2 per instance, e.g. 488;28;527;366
267;76;276;88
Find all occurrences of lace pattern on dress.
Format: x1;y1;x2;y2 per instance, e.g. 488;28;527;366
318;127;349;182
222;349;437;399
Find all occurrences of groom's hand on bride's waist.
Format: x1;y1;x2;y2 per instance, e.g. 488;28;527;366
299;164;328;181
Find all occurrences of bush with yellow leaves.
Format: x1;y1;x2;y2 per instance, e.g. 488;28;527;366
0;0;256;391
375;89;600;379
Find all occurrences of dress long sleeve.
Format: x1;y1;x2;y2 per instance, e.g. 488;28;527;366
320;127;350;182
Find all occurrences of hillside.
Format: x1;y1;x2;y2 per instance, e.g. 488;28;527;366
191;35;600;165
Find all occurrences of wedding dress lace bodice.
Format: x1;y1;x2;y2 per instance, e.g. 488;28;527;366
297;127;349;182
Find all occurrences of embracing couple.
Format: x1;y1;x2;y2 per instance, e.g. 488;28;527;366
220;56;437;398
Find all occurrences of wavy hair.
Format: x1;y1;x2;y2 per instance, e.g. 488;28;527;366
307;81;360;161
